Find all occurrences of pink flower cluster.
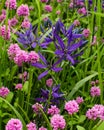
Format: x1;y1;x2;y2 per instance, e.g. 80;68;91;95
17;4;29;16
32;103;43;113
26;122;37;130
78;7;87;15
40;0;48;3
15;83;22;90
76;96;84;104
39;126;47;130
44;5;52;12
8;17;18;27
0;25;10;40
0;9;6;22
65;100;79;115
46;78;53;87
5;0;17;10
50;114;66;130
90;86;101;97
21;18;30;29
82;29;90;38
0;86;10;98
86;104;104;120
48;105;60;116
5;118;22;130
8;44;39;66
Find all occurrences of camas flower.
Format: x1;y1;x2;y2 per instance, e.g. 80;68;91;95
32;52;62;80
36;85;64;105
16;25;37;48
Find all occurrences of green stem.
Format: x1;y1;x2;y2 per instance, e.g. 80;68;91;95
39;108;52;130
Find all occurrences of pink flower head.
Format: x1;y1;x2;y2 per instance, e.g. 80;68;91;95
91;36;97;45
14;50;28;66
44;5;52;12
48;105;60;116
32;103;43;113
5;118;22;130
73;20;80;26
26;122;37;130
46;78;53;87
86;104;104;120
76;96;84;104
56;10;61;15
39;126;47;130
28;51;39;64
8;17;18;27
15;83;22;90
82;29;90;38
90;86;101;97
78;7;87;15
40;0;48;3
5;0;17;10
0;10;6;22
21;17;30;29
0;86;10;98
57;0;62;2
90;81;95;86
65;100;79;115
8;44;20;60
17;4;29;16
0;25;10;40
19;71;28;81
50;114;66;130
69;2;74;8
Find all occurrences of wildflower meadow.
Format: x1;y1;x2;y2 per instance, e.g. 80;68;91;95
0;0;104;130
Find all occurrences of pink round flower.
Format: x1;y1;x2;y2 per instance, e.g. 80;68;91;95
78;7;87;15
8;17;18;27
76;96;84;104
90;86;101;97
32;103;43;113
5;0;17;10
82;29;90;38
26;122;37;130
8;44;20;60
46;78;53;87
15;83;22;90
28;51;39;64
48;105;60;116
50;114;66;130
14;50;28;66
17;4;29;16
40;0;48;3
0;25;10;40
73;20;80;26
0;10;6;22
57;0;62;2
65;100;79;115
44;5;52;12
5;118;22;130
0;86;10;98
39;126;47;130
56;10;61;15
86;104;104;120
21;18;30;29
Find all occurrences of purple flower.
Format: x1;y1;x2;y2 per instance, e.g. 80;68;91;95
32;52;62;80
36;85;64;105
16;25;37;49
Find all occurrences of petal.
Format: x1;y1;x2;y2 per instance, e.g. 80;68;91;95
52;85;60;92
55;34;65;50
72;34;83;38
67;54;75;64
53;57;64;67
68;40;82;52
32;62;46;69
55;50;64;56
31;42;37;48
38;70;48;80
52;67;63;72
38;52;47;65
